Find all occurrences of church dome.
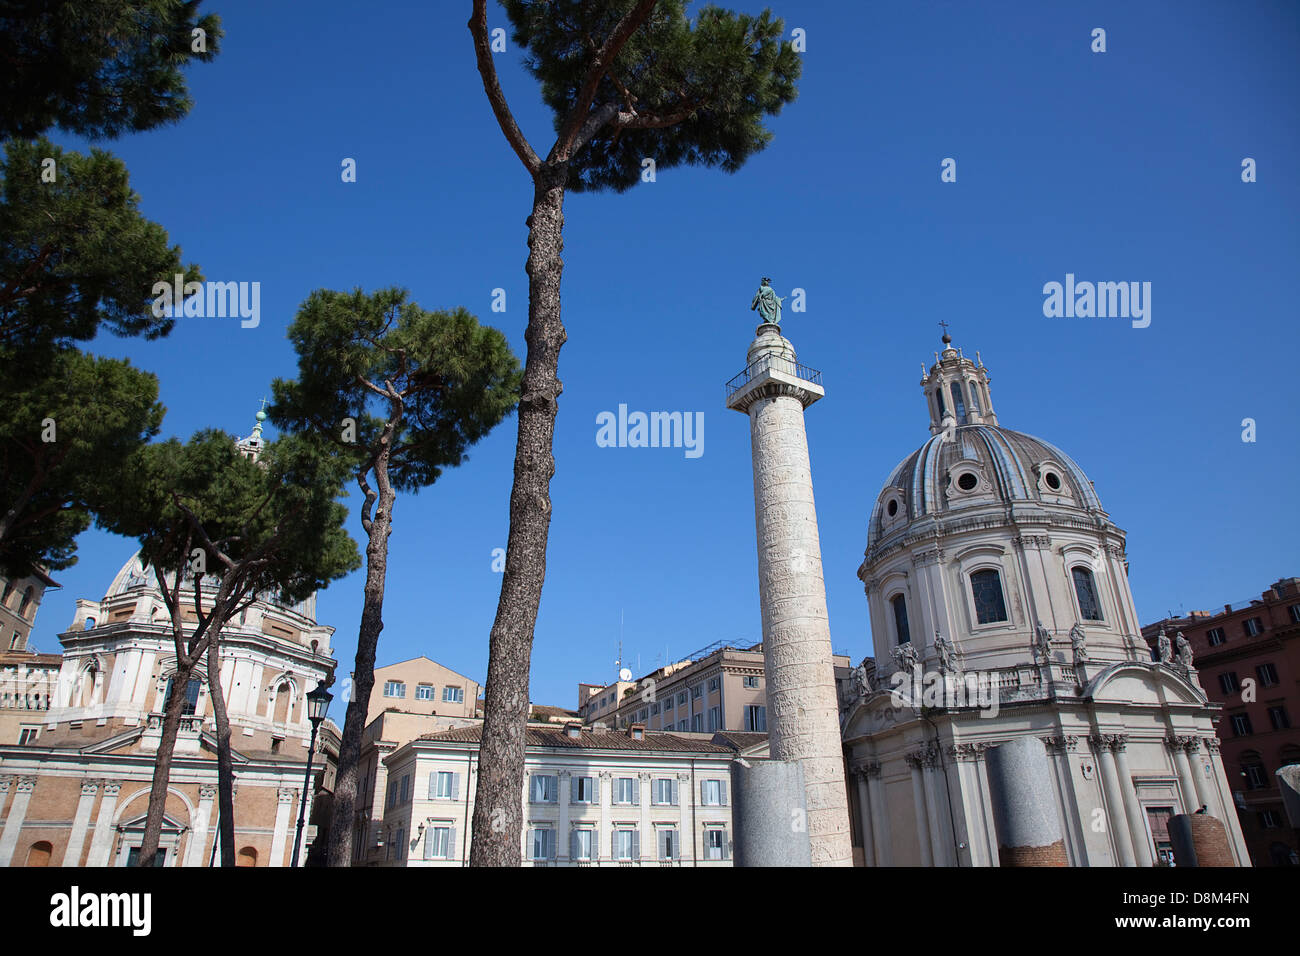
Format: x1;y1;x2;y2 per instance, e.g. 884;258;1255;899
865;335;1112;558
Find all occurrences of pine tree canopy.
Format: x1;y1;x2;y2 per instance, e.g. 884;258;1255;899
501;0;801;191
0;0;223;140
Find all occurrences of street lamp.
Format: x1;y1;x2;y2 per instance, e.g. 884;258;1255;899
290;680;333;868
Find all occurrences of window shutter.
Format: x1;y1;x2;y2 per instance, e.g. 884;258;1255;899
719;779;727;806
671;778;679;805
672;828;680;860
528;773;535;802
722;829;729;861
447;827;456;859
593;775;601;805
701;779;707;804
428;772;437;800
450;772;459;801
658;828;667;860
571;774;579;803
526;828;535;858
593;826;600;862
549;775;558;803
424;829;436;859
631;828;640;861
632;777;640;806
570;828;580;860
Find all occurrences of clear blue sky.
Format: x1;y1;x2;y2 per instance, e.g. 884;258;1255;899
31;0;1300;722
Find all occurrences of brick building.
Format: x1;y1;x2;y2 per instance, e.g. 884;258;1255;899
1142;576;1300;866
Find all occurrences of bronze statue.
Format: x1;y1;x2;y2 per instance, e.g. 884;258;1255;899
751;277;784;325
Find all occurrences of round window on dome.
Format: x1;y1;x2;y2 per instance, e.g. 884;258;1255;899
1045;472;1062;491
887;499;899;517
957;472;978;492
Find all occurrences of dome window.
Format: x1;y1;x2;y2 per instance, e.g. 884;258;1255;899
1072;567;1104;621
957;472;978;492
891;594;912;646
949;382;967;424
1045;472;1061;491
970;569;1008;624
887;499;899;517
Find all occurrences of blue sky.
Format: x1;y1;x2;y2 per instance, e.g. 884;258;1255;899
30;0;1300;722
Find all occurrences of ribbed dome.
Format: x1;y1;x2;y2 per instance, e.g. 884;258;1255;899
867;424;1104;550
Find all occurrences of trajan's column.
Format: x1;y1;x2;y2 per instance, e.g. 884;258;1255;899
725;278;853;866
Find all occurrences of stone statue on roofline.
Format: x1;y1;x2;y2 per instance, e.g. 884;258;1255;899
1175;631;1195;669
1157;626;1173;664
751;277;784;325
1070;623;1088;663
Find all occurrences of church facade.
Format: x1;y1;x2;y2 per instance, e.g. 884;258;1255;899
840;335;1250;866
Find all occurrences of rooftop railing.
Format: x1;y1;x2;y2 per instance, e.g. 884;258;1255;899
725;354;823;399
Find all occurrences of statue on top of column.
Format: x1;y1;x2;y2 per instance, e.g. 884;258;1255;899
751;277;784;325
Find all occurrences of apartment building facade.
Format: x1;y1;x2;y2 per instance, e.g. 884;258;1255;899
1143;576;1300;866
578;640;852;736
376;723;741;866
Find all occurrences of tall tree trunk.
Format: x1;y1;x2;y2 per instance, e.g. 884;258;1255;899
206;630;236;866
326;453;396;866
137;658;193;866
471;163;568;866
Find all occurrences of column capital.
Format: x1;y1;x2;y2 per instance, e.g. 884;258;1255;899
556;769;572;780
199;784;218;800
1202;736;1221;754
1089;732;1127;753
597;770;613;781
637;772;651;782
277;787;297;804
0;774;13;793
15;775;37;793
101;781;122;797
1165;734;1199;754
80;779;102;796
948;742;990;762
676;772;691;783
1040;734;1080;755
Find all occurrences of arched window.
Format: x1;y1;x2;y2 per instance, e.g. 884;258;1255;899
1071;567;1104;621
18;587;33;615
80;664;99;707
935;388;946;418
25;841;53;867
949;382;967;424
163;676;202;716
891;594;912;646
83;617;96;630
273;683;292;724
1;581;13;606
237;847;258;867
8;631;20;651
967;381;981;413
970;569;1008;624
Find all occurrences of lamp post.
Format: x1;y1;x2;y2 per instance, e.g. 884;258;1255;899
290;681;332;868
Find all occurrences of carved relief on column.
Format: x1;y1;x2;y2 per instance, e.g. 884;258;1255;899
948;742;990;763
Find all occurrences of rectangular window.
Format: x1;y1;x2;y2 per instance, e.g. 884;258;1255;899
530;774;558;803
572;775;595;804
1257;663;1279;686
530;828;554;861
1259;810;1281;829
1218;672;1239;695
442;686;464;703
701;779;727;806
708;677;720;693
1289;604;1300;625
677;720;688;731
639;708;648;722
705;827;728;861
383;681;406;698
613;828;639;861
970;568;1009;624
1244;617;1264;637
614;777;637;805
425;826;452;860
395;828;406;861
708;706;721;732
399;774;410;804
18;727;38;745
1207;627;1226;646
1244;764;1268;789
652;778;677;805
432;771;457;800
126;847;167;867
1230;713;1253;736
1268;705;1290;731
691;685;702;700
386;780;397;809
657;827;679;861
650;702;660;715
677;692;687;706
663;697;673;711
571;828;594;861
744;705;766;732
691;713;703;732
415;684;435;701
743;676;760;688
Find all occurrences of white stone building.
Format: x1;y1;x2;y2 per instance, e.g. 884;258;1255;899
375;723;740;866
841;334;1251;866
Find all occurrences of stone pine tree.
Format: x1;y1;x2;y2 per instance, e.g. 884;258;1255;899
0;137;201;575
0;0;222;140
268;288;522;867
99;429;359;866
466;0;800;865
